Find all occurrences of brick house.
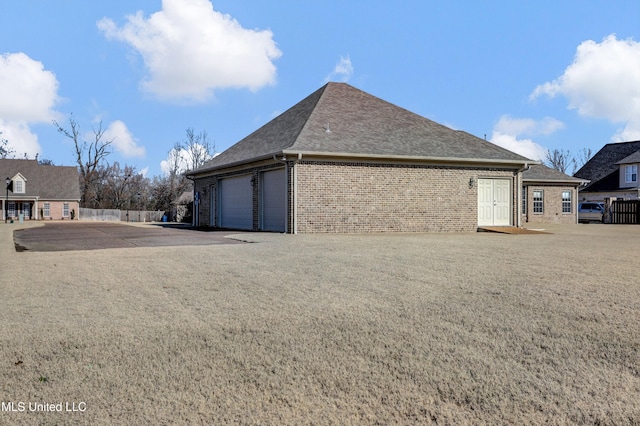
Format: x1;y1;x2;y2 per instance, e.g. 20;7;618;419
188;83;537;233
521;164;587;224
574;140;640;202
1;159;81;221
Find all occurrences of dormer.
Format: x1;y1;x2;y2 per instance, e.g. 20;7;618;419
616;151;640;189
11;173;26;194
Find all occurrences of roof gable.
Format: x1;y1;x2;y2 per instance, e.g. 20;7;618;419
615;150;640;165
0;159;80;200
191;83;531;174
575;140;640;191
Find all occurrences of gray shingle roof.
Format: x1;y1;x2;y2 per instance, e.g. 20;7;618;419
522;163;586;184
574;140;640;191
190;83;532;174
0;159;81;200
615;150;640;165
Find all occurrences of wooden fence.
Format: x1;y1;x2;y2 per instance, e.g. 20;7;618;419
610;200;640;224
79;208;166;222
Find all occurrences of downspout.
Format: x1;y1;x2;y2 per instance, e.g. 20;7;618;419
272;155;288;233
273;154;298;234
516;163;530;227
293;153;301;234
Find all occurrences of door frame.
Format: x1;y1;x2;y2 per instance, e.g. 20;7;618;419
478;178;512;226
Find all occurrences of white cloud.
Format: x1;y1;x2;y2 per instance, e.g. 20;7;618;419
489;115;564;161
531;34;640;142
324;55;353;83
494;115;564;137
0;119;41;159
0;52;59;123
160;147;189;176
98;0;282;103
490;132;547;161
0;52;60;158
103;120;146;158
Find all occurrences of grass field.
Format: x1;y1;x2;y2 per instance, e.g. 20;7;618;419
1;222;639;424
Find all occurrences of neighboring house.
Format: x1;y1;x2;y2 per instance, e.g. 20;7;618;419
170;190;193;223
574;140;640;202
522;164;588;224
1;159;81;221
187;83;536;233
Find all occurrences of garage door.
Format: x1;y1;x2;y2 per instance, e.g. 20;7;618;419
218;174;253;230
478;178;511;226
261;168;286;232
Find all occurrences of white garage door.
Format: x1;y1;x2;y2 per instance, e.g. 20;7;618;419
261;169;286;232
218;174;253;230
478;178;511;226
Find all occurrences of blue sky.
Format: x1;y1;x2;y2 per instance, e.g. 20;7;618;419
1;0;639;177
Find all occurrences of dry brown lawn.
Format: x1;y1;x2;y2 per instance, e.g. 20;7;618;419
1;221;639;425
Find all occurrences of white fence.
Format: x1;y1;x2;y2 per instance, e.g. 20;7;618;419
79;208;166;222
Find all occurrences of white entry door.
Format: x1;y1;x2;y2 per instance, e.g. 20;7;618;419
478;179;511;226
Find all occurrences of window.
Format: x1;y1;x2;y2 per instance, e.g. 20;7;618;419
625;165;638;183
63;203;69;217
14;179;24;193
533;190;544;214
43;203;51;218
22;203;31;218
8;202;15;218
562;190;572;213
522;186;527;215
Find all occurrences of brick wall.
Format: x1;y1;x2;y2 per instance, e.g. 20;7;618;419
295;161;516;233
523;185;576;224
194;160;519;233
193;163;286;229
39;201;79;220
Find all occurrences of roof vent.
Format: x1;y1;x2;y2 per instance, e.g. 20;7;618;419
324;123;331;133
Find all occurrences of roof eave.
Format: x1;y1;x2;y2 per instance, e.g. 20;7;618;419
188;150;540;177
283;150;538;167
186;152;283;177
524;178;589;185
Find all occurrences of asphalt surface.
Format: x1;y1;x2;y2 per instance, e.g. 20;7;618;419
13;222;245;252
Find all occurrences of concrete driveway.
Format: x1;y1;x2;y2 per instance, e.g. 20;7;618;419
13;221;245;252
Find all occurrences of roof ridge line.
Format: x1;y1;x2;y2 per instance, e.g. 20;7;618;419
287;83;331;152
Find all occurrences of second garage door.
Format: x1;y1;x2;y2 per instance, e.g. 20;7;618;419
218;174;253;230
260;168;286;232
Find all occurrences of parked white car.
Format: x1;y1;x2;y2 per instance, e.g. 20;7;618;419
578;202;604;223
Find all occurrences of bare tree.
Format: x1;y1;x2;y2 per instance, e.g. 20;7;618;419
0;132;15;159
54;115;113;206
148;128;216;214
545;149;574;174
103;162;135;209
184;127;215;171
152;142;191;213
573;148;593;173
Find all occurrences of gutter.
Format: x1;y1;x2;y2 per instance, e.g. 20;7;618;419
283;150;540;167
190;151;540;177
187;153;280;177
